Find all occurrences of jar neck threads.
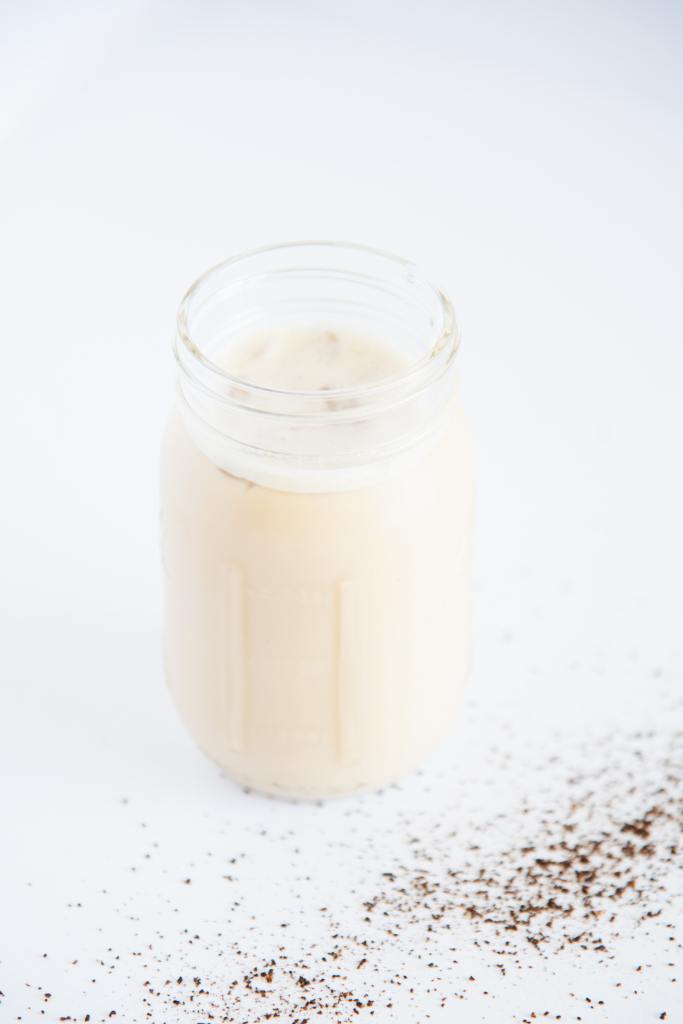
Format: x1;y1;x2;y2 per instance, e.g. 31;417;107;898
175;242;460;492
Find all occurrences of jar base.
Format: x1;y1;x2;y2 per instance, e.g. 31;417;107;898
193;728;457;802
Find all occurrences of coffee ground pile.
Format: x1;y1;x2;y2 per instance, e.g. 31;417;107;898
9;726;682;1023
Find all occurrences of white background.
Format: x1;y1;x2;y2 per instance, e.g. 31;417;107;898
1;2;682;1021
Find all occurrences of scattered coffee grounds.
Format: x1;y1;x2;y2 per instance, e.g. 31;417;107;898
366;733;682;960
7;721;682;1022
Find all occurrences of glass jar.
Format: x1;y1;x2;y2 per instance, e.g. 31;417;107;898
160;242;473;798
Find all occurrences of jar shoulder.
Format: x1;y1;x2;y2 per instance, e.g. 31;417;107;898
161;403;473;552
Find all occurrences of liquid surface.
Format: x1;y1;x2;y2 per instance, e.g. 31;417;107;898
215;326;410;390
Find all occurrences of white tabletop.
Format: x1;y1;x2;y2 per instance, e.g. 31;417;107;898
1;3;682;1022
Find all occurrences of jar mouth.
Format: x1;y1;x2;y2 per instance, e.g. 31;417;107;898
175;241;459;406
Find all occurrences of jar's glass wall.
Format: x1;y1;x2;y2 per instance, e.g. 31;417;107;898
161;243;473;798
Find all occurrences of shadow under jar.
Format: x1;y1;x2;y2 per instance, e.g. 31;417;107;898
160;242;473;798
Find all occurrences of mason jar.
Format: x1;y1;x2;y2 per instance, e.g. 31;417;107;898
160;242;473;798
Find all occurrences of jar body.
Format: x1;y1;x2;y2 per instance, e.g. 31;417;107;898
160;397;473;798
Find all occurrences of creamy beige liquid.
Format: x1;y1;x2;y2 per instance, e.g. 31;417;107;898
161;326;473;797
220;325;408;389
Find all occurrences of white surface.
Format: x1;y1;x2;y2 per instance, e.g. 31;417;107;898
1;2;682;1021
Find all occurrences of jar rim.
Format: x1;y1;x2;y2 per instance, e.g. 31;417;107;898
175;240;460;404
